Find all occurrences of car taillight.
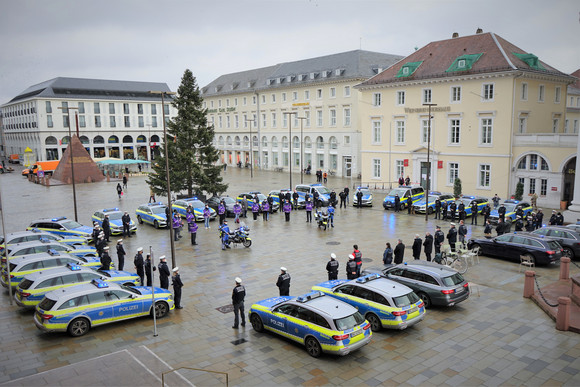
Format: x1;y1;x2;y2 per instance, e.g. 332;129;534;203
332;334;349;341
20;292;31;297
363;322;371;330
441;289;455;294
546;250;555;255
41;314;54;320
10;274;14;278
392;310;407;316
464;283;469;288
417;301;425;308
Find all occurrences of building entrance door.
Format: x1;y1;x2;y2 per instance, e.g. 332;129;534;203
420;162;432;190
563;157;576;206
343;156;352;177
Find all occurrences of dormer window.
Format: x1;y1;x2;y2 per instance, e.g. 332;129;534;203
458;59;466;69
446;53;482;72
513;52;546;71
402;68;409;76
396;61;423;78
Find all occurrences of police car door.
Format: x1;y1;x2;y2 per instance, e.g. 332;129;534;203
85;291;114;326
109;289;144;319
271;304;297;336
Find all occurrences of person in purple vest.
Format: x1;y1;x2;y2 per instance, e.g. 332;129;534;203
283;199;292;222
203;204;211;229
218;201;226;225
261;200;270;221
172;212;182;241
188;215;198;245
305;198;313;223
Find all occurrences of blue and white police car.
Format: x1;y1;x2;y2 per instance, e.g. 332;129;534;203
295;184;332;206
269;189;306;209
4;239;97;260
488;200;533;224
237;192;281;212
27;217;94;242
172;197;217;221
92;208;137;235
249;291;372;357
135;203;168;228
1;229;88;255
34;279;174;337
446;196;489;218
413;192;455;214
382;186;425;210
353;186;373;207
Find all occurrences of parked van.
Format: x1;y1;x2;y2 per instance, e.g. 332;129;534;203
22;160;60;177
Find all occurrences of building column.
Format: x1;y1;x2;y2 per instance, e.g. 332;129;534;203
563;133;580;223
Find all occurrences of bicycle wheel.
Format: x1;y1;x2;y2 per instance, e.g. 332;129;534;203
452;257;468;274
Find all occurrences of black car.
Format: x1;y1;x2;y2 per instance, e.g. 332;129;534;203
206;196;237;217
467;233;563;265
531;226;580;260
362;261;469;308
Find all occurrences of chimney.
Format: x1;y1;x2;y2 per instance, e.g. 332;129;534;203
452;32;459;38
476;28;483;34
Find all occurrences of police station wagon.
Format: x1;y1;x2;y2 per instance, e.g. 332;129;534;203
27;217;94;242
312;274;425;331
172;197;217;221
34;279;174;337
135;202;168;228
383;186;425;210
249;291;372;358
4;239;96;260
0;229;88;254
295;184;332;207
92;208;137;235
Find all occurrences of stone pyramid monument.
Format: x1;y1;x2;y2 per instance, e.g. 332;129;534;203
52;135;105;184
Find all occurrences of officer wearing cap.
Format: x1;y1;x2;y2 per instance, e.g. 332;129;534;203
276;267;291;296
102;214;111;242
515;216;524;231
346;255;357;279
158;256;170;290
326;253;339;280
447;223;458;252
144;254;155;286
134;247;144;285
232;277;246;329
116;239;125;271
99;246;112;270
434;226;445;255
172;267;183;309
92;223;101;243
122;211;132;237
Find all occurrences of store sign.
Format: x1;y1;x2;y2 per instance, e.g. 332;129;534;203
207;107;236;114
292;102;310;107
551;187;558;191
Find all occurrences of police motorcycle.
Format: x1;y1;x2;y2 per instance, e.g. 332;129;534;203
314;209;329;230
219;221;252;249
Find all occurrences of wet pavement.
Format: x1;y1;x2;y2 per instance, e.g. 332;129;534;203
1;166;580;386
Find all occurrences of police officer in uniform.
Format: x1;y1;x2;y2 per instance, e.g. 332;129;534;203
339;190;346;209
496;219;505;236
434;198;441;219
158;256;170;290
346;255;357;279
441;202;448;220
172;267;183;309
498;204;506;222
292;190;299;209
434;226;445;254
99;246;112;270
95;233;106;258
515;216;524;231
356;189;363;208
116;239;125;271
92;223;101;243
232;277;246;329
276;267;291;296
447;223;458;252
102;215;111;242
144;254;155;286
122;211;132;237
326;253;339;280
482;203;491;225
457;202;465;221
134;247;145;285
394;194;400;212
471;201;478;225
449;201;457;222
458;220;468;248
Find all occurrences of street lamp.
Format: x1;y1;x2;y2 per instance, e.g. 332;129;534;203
245;117;255;178
283;112;297;189
57;106;79;222
149;91;177;267
423;103;437;221
297;117;306;184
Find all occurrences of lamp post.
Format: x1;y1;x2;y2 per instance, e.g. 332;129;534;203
245;117;255;178
297;117;306;184
423;103;437;222
149;91;177;267
283;112;297;188
58;106;79;222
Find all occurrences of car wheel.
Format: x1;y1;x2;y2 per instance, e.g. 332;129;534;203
153;301;169;318
366;313;382;332
523;253;536;266
154;220;159;229
428;207;434;215
250;313;264;332
137;215;143;224
563;247;574;259
417;292;431;308
305;336;322;358
68;318;90;337
400;203;406;211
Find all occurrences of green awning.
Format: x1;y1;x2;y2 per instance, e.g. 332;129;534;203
513;52;546;71
396;61;423;78
446;53;483;72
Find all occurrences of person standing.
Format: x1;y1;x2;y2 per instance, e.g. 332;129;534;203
116;239;125;271
276;267;291;296
549;210;558;225
394;239;405;264
188;217;198;245
498;204;506;222
344;186;350;205
352;245;362;277
292;190;299;209
251;201;260;221
482;203;491;225
92;223;101;243
339;190;346;209
492;194;500;209
447;223;458;252
346;255;357;279
232;277;246;329
326;253;339;280
96;234;106;258
219;220;231;250
394;194;400;212
449;202;457;223
412;234;422;260
515;216;524;231
407;197;413;214
203;204;211;229
328;204;335;227
283;200;292;222
496;219;505;236
122;211;132;238
134;247;144;285
122;174;128;190
330;190;337;207
116;183;123;199
434;225;445;255
149;189;156;203
305;198;313;223
398;175;404;186
458;220;468;248
535;209;544;229
172;212;182;241
525;216;535;232
261;200;270;221
404;176;410;186
144;254;155;287
531;192;538;211
434;198;441;220
99;246;112;270
356;189;363;208
323;171;327;184
484;220;492;238
233;202;241;224
441;203;448;221
267;194;274;214
218;201;226;225
313;191;320;209
102;214;111;243
457;202;465;221
383;243;393;265
172;267;183;309
423;232;433;262
471;201;478;225
158;256;170;290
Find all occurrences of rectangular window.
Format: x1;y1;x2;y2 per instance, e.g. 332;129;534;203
344;135;350;145
234;98;238;106
479;164;491;188
330;154;337;170
218;116;222;129
317;153;324;168
283;113;288;128
79;115;86;128
219;99;223;108
305;90;310;100
152;116;158;128
451;86;461;102
123;103;129;114
397;90;405;105
396;120;405;144
448;163;459;185
450;119;461;144
330;87;336;98
565;119;569;133
94;116;101;128
261;95;266;104
47;115;53;128
63;115;69;128
292;91;298;101
344;86;350;97
271;94;276;103
138;116;144;128
45;101;52;113
124;116;130;128
283;152;289;167
281;93;286;102
540;179;547;196
234;115;239;129
483;84;494;101
78;102;85;114
518;117;527;133
92;102;100;114
110;116;116;127
481;118;493;144
575;120;579;133
109;103;115;114
243;96;247;105
317;110;323;127
396;160;404;178
553;118;559;133
529;154;538;170
538;85;545;102
423;89;432;104
271;113;276;128
137;104;143;114
226;115;230;128
226;99;230;107
529;178;536;194
521;83;528;101
344;108;351;126
372;159;381;178
61;101;68;113
373;93;381;106
163;104;169;115
305;111;311;127
330;109;336;126
317;89;322;99
421;120;430;144
372;121;381;144
262;113;267;128
151;104;157;115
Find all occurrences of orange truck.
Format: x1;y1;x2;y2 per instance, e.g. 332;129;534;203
21;160;60;177
8;154;19;164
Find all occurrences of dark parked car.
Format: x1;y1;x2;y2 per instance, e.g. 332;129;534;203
207;196;237;217
530;226;580;259
467;233;563;265
362;261;469;308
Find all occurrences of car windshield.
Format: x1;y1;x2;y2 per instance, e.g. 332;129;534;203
256;194;267;201
96;270;111;277
187;200;204;209
61;220;83;229
393;291;420;307
19;278;34;290
38;297;57;311
388;188;407;197
151;207;166;214
359;189;371;195
122;284;141;294
316;187;331;195
502;204;516;212
222;197;236;204
334;311;365;330
106;212;124;220
441;273;465;286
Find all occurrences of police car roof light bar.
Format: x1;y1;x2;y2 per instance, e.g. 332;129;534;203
66;263;82;271
91;279;109;288
52;217;67;222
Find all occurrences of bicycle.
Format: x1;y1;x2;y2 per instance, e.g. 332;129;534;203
439;251;468;274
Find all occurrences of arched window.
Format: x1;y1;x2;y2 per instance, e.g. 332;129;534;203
108;135;119;144
218;136;224;146
235;136;241;146
242;136;249;148
253;135;259;147
45;136;57;145
516;154;550;171
329;136;337;149
61;136;70;145
79;136;90;144
261;136;268;147
94;135;105;144
304;136;312;149
136;135;147;143
271;136;278;148
151;135;160;143
282;136;289;148
316;136;324;149
226;136;233;146
122;135;133;143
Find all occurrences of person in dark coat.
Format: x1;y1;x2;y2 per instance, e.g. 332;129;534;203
535;209;544;229
434;226;445;254
144;254;155;287
441;203;448;221
447;223;458;252
96;234;106;258
232;277;246;329
449;202;457;222
484;220;493;238
276;267;291;296
412;235;422;260
122;211;132;237
102;215;111;242
172;267;183;309
116;183;123;199
339;190;346;209
344;186;350;205
92;223;101;243
515;216;524;231
471;202;478;225
498;204;506;222
482;204;491;225
116;239;125;271
394;239;405;264
346;255;357;279
326;253;339;280
458;220;468;248
457;202;465;221
356;189;363;208
158;256;170;290
434;198;441;219
134;247;144;285
394;195;400;212
383;243;393;265
352;245;362;277
423;232;433;262
496;219;505;236
99;246;112;270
